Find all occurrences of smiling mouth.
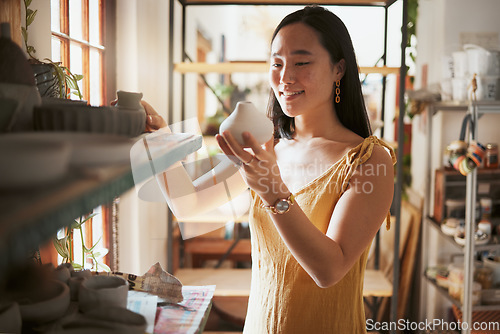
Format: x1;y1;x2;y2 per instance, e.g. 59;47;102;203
281;90;304;97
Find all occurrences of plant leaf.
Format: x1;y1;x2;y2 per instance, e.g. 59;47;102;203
72;263;83;270
98;262;111;272
26;9;37;27
53;237;70;259
26;0;33;8
74;74;84;81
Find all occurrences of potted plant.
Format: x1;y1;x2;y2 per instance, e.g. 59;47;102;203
22;0;83;99
52;213;110;272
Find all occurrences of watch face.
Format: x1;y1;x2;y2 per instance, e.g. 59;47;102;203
275;199;290;214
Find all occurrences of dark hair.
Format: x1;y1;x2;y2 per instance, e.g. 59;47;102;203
267;6;372;139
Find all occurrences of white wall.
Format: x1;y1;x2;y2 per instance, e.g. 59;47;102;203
21;0;51;60
115;0;172;275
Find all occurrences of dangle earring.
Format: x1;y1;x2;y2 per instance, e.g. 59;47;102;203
335;80;341;103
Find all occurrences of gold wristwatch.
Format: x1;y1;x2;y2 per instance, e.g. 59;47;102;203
262;193;295;214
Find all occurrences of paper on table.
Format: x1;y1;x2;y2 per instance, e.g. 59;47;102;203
127;290;158;334
155;285;216;334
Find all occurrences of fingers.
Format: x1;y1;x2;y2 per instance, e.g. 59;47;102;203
242;132;267;158
140;100;167;131
220;131;254;164
146;115;167;131
215;134;236;158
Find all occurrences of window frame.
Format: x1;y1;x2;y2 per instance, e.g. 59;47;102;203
51;0;110;105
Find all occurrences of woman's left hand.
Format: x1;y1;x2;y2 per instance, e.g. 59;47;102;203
216;131;289;205
110;99;167;132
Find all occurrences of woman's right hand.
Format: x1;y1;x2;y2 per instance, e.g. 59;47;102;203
216;130;290;206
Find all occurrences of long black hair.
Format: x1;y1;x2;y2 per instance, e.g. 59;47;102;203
268;6;372;139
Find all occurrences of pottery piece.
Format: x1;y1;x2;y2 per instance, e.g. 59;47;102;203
0;22;36;86
115;90;147;137
18;279;70;324
58;307;147;334
0;134;71;188
70;269;91;279
0;82;41;131
219;101;274;146
0;301;22;334
78;276;128;313
34;95;145;137
0;97;17;132
68;277;86;301
53;265;71;284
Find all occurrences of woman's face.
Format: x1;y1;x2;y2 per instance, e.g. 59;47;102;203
269;22;343;119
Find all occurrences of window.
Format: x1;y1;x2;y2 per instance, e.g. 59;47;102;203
41;0;117;270
50;0;106;106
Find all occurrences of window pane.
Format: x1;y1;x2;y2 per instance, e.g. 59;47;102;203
51;37;61;63
89;0;101;45
69;43;84;100
50;0;60;32
89;49;102;106
69;0;83;40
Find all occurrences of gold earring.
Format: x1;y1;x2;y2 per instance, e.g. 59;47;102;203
335;80;341;103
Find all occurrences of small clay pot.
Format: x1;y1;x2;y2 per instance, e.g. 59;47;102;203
68;277;86;301
18;279;70;324
53;265;71;284
78;276;128;313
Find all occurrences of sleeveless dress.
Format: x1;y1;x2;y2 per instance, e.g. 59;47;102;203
243;136;396;334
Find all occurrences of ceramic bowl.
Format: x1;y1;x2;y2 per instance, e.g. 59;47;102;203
18;279;70;324
0;134;71;188
78;276;128;313
0;301;22;334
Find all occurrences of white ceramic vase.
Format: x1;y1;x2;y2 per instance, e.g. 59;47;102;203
219;101;273;146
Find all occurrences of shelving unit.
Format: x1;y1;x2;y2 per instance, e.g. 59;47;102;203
422;101;500;334
167;0;408;328
0;133;202;281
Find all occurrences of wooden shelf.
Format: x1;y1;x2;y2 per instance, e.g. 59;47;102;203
0;133;203;277
426;216;500;252
174;62;400;76
430;100;500;115
174;268;392;297
424;274;500;312
182;0;396;6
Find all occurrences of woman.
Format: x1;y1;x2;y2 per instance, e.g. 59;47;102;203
215;6;396;333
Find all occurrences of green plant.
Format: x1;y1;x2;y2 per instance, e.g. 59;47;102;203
53;213;110;272
22;0;83;99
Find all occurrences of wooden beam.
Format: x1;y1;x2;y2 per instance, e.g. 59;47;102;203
0;0;22;46
184;0;391;6
174;62;400;76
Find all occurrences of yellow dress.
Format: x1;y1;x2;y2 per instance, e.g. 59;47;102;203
243;136;396;334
